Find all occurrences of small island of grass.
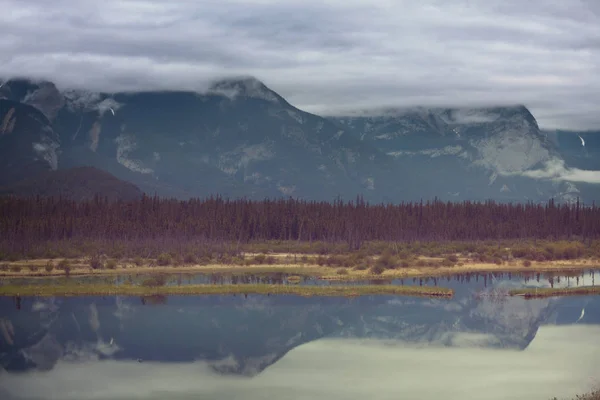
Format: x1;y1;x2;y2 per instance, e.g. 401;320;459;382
0;283;454;298
510;286;600;299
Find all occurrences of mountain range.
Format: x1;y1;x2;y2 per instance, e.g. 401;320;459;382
1;76;598;203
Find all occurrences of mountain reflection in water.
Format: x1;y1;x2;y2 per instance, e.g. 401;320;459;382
0;272;599;400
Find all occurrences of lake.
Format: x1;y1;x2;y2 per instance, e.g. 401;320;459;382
0;271;599;400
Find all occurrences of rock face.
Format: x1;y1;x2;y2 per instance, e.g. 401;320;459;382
0;99;60;185
1;77;599;202
329;107;591;202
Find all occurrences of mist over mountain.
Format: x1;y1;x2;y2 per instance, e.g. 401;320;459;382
1;76;598;203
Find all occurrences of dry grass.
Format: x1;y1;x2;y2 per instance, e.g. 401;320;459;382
0;254;596;281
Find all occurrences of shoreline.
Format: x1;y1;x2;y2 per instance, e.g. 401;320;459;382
0;257;598;280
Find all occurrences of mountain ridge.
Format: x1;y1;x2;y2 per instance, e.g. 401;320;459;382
1;76;598;203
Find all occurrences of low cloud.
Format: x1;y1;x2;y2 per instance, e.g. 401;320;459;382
1;0;600;129
517;158;600;184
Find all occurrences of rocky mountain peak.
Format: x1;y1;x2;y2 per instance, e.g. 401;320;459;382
0;78;65;120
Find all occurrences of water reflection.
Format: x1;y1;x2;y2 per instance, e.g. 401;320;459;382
0;272;598;400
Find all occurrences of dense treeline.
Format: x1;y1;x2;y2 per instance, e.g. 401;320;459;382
1;195;600;250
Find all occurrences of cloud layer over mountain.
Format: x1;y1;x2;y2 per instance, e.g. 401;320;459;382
1;0;599;130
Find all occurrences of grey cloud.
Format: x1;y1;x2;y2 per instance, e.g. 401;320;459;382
509;158;600;184
1;0;599;129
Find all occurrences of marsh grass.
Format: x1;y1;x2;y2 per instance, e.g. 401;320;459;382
0;283;454;298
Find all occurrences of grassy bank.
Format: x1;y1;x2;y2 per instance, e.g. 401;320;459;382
0;253;600;281
0;253;596;280
510;286;600;298
0;283;454;298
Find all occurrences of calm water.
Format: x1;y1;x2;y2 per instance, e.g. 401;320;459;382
0;273;599;400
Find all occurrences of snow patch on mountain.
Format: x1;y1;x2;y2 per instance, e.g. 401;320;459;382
244;172;272;184
114;134;153;174
471;129;551;174
217;143;274;176
64;91;122;116
363;177;375;190
286;109;304;124
388;145;468;159
89;122;101;152
97;98;122;116
21;82;65;120
277;184;296;195
64;90;102;111
32;134;59;170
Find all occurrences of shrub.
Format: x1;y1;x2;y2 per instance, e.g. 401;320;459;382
232;257;245;265
253;254;267;264
370;264;385;275
336;268;349;275
157;253;172;266
447;254;459;263
376;249;396;269
89;256;104;269
133;257;144;266
325;255;345;267
106;259;118;269
493;258;503;265
45;261;54;272
400;261;410;268
0;264;8;272
183;253;197;264
354;264;368;271
522;260;532;267
264;256;277;265
441;258;455;267
57;259;70;270
28;265;39;272
10;265;22;273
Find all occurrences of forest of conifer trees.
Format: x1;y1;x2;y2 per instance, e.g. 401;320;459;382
1;195;599;248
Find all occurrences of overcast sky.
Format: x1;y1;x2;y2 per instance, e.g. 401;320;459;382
1;0;599;130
